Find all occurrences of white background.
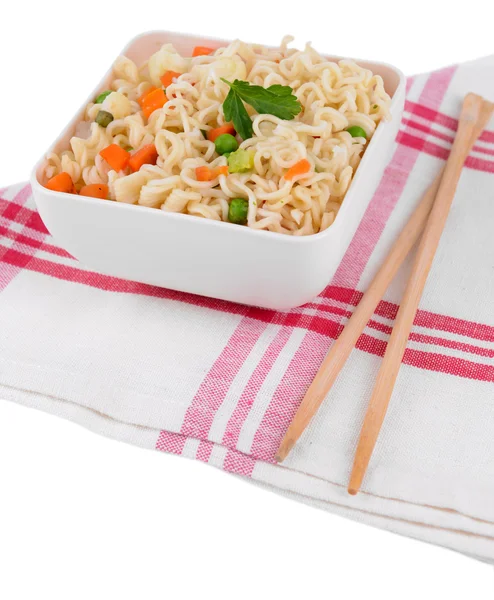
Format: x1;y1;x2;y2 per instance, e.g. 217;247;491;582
1;1;493;597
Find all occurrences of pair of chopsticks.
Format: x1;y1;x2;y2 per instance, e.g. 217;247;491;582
276;93;494;495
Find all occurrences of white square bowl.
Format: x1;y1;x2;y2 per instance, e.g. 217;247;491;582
31;30;405;310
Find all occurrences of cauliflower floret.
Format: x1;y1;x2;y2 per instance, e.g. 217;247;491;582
102;91;133;120
148;44;191;87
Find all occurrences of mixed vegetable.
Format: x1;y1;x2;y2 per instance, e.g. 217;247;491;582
46;142;160;197
80;184;109;199
214;134;238;155
228;198;249;225
140;88;167;119
346;126;367;139
192;46;214;57
195;165;229;181
44;46;341;222
94;90;112;104
45;172;76;194
95;110;113;128
227;149;254;173
207;124;236;142
160;70;181;88
284;159;311;180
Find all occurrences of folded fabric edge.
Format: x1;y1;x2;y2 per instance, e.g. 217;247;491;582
2;351;494;531
2;354;494;534
263;483;494;567
2;383;493;564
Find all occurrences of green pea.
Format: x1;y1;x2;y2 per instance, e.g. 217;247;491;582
223;152;232;159
96;110;114;128
215;133;239;155
346;126;367;139
228;198;249;225
95;90;112;104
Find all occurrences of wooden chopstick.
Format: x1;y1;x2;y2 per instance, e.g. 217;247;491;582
275;172;443;463
276;93;494;467
348;93;494;495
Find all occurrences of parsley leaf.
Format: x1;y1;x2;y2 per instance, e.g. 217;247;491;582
265;84;295;97
222;79;302;120
223;88;253;140
221;79;302;140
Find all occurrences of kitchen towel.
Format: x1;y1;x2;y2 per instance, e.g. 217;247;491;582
1;55;494;563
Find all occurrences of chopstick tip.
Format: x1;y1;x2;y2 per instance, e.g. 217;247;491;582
348;468;363;495
275;437;295;463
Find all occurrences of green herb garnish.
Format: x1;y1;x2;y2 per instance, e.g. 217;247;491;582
223;87;253;140
221;78;302;140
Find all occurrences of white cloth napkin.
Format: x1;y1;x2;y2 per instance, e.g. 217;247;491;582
1;55;494;563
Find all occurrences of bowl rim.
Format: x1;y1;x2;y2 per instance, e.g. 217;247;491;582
31;29;406;246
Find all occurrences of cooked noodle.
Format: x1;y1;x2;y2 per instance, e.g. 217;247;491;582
43;36;392;235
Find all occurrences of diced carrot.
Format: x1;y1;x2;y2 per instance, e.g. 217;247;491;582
99;144;131;172
79;184;109;199
192;46;214;57
195;165;228;181
284;159;311;181
141;88;167;119
45;172;76;194
213;166;228;177
207;123;236;142
137;86;158;107
195;166;213;181
160;70;182;88
128;144;158;172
